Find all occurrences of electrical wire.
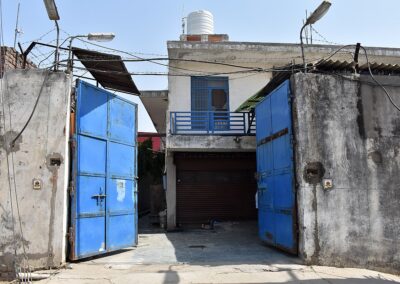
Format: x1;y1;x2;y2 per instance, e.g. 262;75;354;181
61;42;367;76
64;39;298;71
60;29;90;50
0;0;32;281
0;0;17;261
53;53;314;74
54;46;351;76
21;28;56;45
228;73;263;81
32;45;52;62
58;64;258;76
360;45;400;112
74;56;264;71
316;44;357;63
10;71;50;147
75;38;261;74
37;37;70;67
32;40;366;79
27;50;43;62
6;83;28;256
63;45;304;63
57;61;306;77
66;51;363;75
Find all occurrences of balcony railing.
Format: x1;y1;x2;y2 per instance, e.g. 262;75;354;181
170;111;256;135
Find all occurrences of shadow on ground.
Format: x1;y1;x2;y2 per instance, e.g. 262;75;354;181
61;217;399;284
162;220;298;266
87;216;298;267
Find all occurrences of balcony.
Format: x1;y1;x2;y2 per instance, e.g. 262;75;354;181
170;111;256;136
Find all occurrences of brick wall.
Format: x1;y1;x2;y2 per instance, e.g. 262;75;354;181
179;34;229;42
0;46;36;77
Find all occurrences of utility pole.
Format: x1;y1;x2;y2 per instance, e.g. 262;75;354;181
13;2;21;49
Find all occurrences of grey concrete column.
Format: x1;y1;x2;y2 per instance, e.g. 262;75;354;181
166;152;176;230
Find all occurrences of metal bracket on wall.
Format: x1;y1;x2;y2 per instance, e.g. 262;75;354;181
68;185;75;197
257;128;289;147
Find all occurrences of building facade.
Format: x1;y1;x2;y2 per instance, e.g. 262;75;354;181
161;35;400;234
251;71;400;273
164;38;383;229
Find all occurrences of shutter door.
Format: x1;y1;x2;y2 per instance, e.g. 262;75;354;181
175;152;257;225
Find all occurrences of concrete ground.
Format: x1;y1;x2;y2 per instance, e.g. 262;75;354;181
31;219;400;284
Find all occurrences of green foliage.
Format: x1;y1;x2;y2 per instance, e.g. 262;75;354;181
138;138;164;184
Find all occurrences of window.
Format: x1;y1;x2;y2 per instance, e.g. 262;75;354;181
211;89;228;110
191;76;229;111
191;77;229;130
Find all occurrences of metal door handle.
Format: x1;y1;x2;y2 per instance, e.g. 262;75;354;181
92;187;106;206
92;194;106;198
92;194;106;206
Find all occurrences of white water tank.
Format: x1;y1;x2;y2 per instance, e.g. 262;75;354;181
187;10;214;35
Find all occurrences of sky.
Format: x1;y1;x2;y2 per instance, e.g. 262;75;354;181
2;0;400;132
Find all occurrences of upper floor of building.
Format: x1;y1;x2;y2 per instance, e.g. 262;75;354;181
141;39;400;152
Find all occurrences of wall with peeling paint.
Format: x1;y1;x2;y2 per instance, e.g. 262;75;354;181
292;73;400;274
0;69;70;275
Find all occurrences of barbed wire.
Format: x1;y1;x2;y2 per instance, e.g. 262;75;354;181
21;27;55;45
310;26;342;46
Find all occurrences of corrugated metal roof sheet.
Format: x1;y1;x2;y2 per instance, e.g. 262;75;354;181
72;47;140;95
236;70;292;112
314;59;400;73
236;60;400;112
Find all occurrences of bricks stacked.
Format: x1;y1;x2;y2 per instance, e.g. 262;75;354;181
0;46;36;78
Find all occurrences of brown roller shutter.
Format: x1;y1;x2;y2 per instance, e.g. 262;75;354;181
175;152;257;225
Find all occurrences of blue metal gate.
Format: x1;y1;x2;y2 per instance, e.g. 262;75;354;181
70;80;138;260
255;80;297;254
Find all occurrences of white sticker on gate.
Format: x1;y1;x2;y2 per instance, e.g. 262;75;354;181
116;179;126;202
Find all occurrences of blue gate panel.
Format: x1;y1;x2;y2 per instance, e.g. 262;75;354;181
71;80;138;260
258;208;275;244
273;174;294;208
76;176;106;214
78;136;106;175
78;85;108;138
256;80;297;254
76;217;106;257
108;214;136;250
108;142;135;178
255;96;272;141
259;177;274;210
270;85;291;133
107;179;135;211
109;97;136;145
272;136;291;170
258;143;273;174
274;213;294;249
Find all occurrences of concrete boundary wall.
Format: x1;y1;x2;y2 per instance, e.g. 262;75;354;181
0;70;71;276
292;73;400;274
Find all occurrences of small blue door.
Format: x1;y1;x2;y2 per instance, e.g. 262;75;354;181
70;80;138;260
191;76;229;131
255;80;297;254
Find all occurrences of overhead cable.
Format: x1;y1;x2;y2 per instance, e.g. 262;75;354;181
360;45;400;112
10;71;51;147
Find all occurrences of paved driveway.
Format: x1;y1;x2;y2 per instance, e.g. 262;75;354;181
35;220;400;284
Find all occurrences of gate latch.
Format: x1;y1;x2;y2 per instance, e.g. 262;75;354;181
92;194;106;206
92;187;106;206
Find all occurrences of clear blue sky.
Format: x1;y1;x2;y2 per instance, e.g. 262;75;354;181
2;0;400;131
